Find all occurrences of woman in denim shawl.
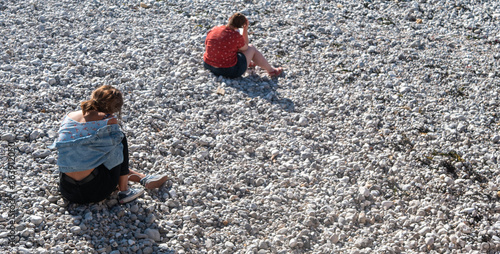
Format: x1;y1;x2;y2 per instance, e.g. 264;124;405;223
50;85;168;204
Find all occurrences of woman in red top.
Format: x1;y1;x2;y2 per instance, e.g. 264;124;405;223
203;13;283;79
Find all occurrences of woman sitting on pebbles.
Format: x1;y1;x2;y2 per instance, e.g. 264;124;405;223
203;12;283;79
49;85;168;204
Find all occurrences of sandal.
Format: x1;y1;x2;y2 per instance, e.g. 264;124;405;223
248;61;257;68
267;67;283;77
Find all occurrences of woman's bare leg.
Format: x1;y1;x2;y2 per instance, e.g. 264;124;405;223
118;175;129;191
118;169;146;191
241;45;276;73
119;169;168;190
127;169;146;182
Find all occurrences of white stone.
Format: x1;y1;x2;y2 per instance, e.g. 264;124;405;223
359;187;370;197
30;215;43;226
298;117;309;127
70;226;82;235
381;201;393;209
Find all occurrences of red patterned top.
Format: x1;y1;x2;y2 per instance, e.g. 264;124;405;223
203;26;245;68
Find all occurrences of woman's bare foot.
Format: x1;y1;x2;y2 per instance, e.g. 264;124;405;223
267;67;283;77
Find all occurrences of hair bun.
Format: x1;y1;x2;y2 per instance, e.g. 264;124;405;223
81;85;123;117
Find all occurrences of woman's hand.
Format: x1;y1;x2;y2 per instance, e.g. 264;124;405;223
243;18;249;30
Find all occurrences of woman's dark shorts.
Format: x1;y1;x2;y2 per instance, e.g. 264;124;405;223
203;52;247;79
59;136;130;204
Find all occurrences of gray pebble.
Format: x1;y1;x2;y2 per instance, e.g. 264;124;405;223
144;228;161;242
1;133;15;142
33;149;51;158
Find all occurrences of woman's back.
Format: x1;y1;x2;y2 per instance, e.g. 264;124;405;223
203;25;245;68
56;111;117;142
68;110;117;124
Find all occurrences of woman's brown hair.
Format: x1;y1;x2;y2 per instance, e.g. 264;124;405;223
81;85;123;118
228;13;247;29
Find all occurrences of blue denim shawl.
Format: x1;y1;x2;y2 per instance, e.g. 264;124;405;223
49;124;124;173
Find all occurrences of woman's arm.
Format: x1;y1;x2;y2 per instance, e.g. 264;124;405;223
242;18;249;45
239;18;250;52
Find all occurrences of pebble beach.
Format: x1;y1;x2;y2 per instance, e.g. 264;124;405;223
1;0;500;253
